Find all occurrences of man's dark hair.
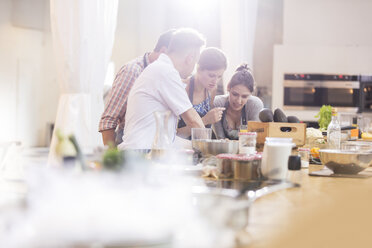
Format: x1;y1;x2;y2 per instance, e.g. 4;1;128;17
154;29;177;52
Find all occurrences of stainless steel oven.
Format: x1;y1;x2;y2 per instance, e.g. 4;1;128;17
283;73;360;110
359;75;372;112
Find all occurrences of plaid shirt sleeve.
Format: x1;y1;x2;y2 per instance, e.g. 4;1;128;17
99;62;142;132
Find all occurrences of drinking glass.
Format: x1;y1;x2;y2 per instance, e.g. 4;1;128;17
191;128;212;151
191;128;212;141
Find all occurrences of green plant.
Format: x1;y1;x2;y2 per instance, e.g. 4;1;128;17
102;146;125;171
315;105;332;130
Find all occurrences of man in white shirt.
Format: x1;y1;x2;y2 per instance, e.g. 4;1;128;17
119;28;206;149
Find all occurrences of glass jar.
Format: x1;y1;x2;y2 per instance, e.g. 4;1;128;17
298;147;310;168
150;110;171;161
238;132;257;155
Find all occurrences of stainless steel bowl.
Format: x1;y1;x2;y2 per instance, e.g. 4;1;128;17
319;149;372;174
192;139;239;156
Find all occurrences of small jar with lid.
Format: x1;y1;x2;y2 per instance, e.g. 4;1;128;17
287;155;302;185
239;132;257;155
298;147;310;168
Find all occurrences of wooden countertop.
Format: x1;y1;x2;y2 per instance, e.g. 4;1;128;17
244;165;372;248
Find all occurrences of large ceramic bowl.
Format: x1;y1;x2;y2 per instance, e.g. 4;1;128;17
319;149;372;174
192;139;239;156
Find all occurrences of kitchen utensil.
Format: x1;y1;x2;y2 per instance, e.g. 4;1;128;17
192;139;239;157
192;181;297;232
319;149;372;174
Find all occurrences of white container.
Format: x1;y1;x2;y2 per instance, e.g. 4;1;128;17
261;137;294;180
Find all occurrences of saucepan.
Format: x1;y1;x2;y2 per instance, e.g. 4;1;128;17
192;181;297;232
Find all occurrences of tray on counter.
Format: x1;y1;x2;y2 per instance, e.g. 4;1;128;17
309;167;372;178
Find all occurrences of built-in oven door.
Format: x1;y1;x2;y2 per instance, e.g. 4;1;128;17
359;81;372;112
284;80;322;107
320;81;359;107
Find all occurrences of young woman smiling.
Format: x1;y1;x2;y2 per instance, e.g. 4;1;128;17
177;47;227;139
213;64;264;140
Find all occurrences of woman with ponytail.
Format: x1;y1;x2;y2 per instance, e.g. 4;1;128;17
213;63;264;140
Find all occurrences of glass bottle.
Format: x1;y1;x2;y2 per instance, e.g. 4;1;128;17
327;108;341;149
151;110;171;160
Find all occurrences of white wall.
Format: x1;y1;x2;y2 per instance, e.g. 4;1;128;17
220;0;258;89
111;0;140;70
253;0;283;90
272;0;372;121
0;0;59;146
1;0;222;147
283;0;372;46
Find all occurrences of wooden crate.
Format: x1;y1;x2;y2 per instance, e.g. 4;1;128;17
247;121;306;146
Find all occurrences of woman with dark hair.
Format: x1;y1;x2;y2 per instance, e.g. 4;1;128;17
213;63;264;140
177;47;227;138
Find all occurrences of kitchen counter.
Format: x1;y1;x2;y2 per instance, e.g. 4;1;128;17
244;165;372;248
2;148;372;248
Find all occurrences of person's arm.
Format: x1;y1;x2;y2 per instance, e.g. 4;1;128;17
177;107;225;138
180;107;205;128
101;129;116;146
178;108;205;138
212;95;227;139
209;87;217;108
98;63;142;145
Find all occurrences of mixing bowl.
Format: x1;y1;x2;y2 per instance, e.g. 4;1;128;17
319;149;372;174
192;139;239;156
